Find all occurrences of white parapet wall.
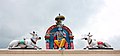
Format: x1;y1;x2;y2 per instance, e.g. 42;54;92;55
0;49;120;56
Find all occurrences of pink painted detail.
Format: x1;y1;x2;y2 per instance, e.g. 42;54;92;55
69;35;74;39
54;43;58;49
54;36;57;40
45;36;50;39
65;42;68;49
46;43;49;49
70;42;74;49
97;41;104;45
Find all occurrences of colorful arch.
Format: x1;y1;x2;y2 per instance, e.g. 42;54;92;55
45;25;74;49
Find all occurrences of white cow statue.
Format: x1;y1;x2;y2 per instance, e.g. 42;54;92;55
8;31;41;50
82;32;111;49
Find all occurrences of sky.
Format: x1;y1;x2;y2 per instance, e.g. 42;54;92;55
0;0;120;50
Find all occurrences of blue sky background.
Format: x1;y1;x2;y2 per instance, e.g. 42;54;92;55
0;0;120;50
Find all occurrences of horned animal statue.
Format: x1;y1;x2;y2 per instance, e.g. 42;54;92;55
8;31;41;50
82;32;112;50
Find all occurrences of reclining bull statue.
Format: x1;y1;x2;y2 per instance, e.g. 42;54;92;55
82;32;112;50
8;31;41;50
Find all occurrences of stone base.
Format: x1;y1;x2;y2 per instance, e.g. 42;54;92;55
0;49;120;56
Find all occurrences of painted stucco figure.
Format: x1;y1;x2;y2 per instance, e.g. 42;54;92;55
54;25;66;50
82;32;112;49
45;14;74;50
8;31;41;50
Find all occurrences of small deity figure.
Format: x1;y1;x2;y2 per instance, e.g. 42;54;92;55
54;25;66;50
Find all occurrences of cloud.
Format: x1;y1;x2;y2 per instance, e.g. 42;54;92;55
79;0;120;49
0;0;104;49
